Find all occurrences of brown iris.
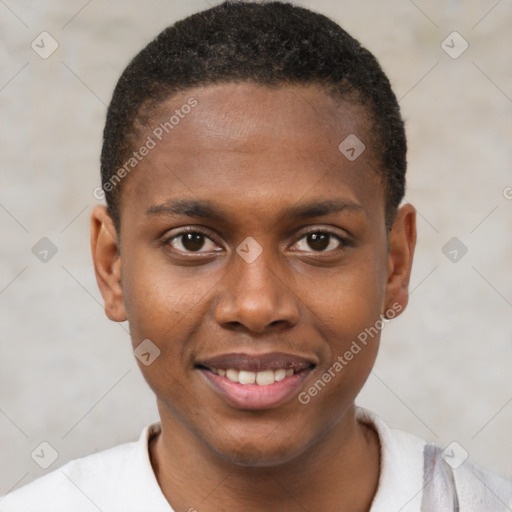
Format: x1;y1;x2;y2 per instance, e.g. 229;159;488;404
307;233;330;251
182;232;206;251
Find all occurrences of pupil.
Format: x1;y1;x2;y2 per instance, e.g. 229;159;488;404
183;233;205;251
308;233;329;251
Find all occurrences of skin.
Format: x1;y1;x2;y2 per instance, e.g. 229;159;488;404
91;83;416;512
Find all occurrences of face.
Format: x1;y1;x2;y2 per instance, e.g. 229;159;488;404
91;82;416;466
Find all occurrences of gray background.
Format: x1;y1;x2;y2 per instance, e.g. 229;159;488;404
1;0;511;496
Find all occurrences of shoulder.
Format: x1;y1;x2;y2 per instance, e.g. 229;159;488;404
0;423;171;512
356;407;512;512
357;407;428;511
452;457;512;511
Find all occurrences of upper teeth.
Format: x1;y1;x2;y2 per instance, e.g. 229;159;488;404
211;368;295;385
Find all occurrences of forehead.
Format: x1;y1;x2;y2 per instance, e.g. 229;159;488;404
145;82;372;153
120;82;384;226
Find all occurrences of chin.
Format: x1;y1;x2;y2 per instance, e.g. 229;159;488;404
212;436;309;468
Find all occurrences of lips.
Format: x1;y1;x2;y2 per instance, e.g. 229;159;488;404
197;352;315;372
196;352;316;410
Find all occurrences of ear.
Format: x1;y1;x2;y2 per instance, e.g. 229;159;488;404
383;203;417;317
90;205;127;322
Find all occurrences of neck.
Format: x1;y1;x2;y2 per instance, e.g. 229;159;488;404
149;403;380;512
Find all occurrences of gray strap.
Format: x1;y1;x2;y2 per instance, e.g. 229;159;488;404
421;444;460;512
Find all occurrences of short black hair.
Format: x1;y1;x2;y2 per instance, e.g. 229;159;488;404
100;0;406;230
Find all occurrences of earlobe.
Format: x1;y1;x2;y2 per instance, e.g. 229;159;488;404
90;205;127;322
384;203;417;316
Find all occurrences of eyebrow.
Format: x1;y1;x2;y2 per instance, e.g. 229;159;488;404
145;198;365;222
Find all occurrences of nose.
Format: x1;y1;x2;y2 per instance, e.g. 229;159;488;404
213;248;300;334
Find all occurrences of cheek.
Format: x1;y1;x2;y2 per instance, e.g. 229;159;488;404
300;262;385;395
120;249;215;344
309;261;386;342
120;253;209;416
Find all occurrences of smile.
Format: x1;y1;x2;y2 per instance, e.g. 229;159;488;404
196;352;316;410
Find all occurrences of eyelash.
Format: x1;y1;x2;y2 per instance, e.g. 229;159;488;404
293;227;351;253
162;226;351;255
163;227;221;254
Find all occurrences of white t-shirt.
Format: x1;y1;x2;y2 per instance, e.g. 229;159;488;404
1;407;511;511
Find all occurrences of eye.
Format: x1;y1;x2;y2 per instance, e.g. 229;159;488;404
292;230;347;252
164;228;221;253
